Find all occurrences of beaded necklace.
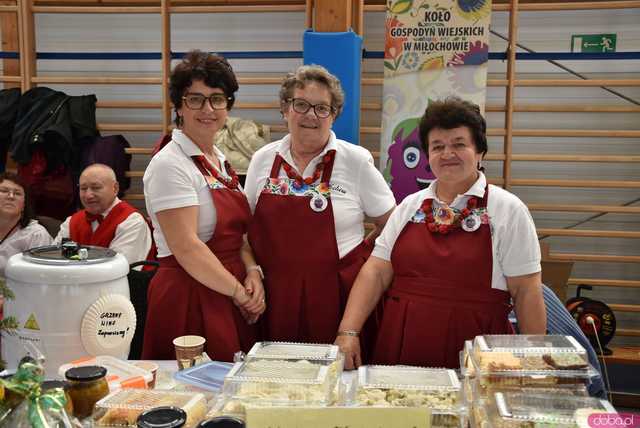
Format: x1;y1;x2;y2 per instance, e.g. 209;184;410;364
421;196;479;234
193;155;240;190
281;152;334;187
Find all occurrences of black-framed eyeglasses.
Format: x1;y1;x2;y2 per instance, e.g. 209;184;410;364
287;98;335;118
182;92;231;110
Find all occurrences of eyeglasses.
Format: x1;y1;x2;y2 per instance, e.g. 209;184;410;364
287;98;335;119
0;187;24;198
182;92;231;110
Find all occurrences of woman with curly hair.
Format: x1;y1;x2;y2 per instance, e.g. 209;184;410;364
142;50;264;361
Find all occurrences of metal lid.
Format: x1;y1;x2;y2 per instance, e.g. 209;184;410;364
198;417;245;428
65;365;107;382
137;406;187;428
23;244;117;265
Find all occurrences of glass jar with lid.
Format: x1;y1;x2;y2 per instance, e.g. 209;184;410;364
65;365;109;419
137;406;187;428
198;416;245;427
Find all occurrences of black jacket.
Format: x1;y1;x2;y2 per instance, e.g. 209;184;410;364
0;87;22;170
10;87;98;172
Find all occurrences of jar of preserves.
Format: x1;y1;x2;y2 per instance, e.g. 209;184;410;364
65;365;109;419
41;380;74;416
137;406;187;428
198;416;245;427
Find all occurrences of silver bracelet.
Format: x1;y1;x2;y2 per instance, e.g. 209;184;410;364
337;330;359;337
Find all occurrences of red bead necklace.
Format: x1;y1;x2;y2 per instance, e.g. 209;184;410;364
421;196;478;234
282;152;333;187
194;155;240;190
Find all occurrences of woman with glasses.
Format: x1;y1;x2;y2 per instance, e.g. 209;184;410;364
244;65;395;350
0;172;52;278
142;50;264;361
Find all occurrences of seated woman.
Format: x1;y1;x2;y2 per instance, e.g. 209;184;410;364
336;97;546;369
0;172;52;278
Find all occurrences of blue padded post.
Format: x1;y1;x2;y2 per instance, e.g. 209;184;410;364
303;30;362;145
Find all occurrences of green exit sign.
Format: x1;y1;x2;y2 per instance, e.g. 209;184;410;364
571;34;616;53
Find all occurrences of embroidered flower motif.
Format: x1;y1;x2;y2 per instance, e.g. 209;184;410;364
290;180;309;195
278;180;289;195
480;212;490;224
435;206;455;225
316;182;330;194
412;209;426;223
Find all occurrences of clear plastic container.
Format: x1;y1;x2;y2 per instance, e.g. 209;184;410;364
460;340;474;378
472;335;589;372
476;391;616;428
173;361;234;392
469;335;597;391
469;376;590;401
92;389;207;427
222;358;335;406
355;365;466;428
59;355;153;390
247;341;340;360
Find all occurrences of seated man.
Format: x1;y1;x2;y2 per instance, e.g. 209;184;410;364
54;163;152;266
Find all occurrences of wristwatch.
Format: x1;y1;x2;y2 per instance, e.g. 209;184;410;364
247;264;264;280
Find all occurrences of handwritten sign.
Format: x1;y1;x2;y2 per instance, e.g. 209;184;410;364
81;294;136;355
245;406;430;428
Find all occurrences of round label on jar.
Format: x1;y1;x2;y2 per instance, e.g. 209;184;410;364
81;294;136;356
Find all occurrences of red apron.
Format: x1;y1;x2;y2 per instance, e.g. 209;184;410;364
248;151;377;350
141;158;256;362
372;186;512;368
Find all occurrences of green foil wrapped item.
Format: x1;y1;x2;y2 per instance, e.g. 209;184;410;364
0;360;73;428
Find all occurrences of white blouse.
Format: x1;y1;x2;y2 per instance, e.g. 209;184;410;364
0;220;52;277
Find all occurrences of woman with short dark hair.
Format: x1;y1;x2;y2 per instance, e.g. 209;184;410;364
142;50;264;361
336;97;545;369
0;172;52;277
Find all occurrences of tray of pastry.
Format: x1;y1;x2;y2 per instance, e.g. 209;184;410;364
470;335;596;378
469;378;590;402
222;358;335;406
247;341;340;360
356;366;466;428
356;366;462;408
92;389;207;427
476;391;616;428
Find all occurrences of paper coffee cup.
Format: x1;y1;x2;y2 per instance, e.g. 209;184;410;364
173;335;206;370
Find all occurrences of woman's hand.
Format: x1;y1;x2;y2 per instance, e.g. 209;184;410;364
243;270;266;315
232;280;264;324
335;335;362;370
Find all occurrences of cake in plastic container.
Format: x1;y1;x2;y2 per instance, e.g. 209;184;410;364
463;379;589;402
475;391;616;428
222;358;336;406
356;365;466;427
247;341;340;360
469;335;597;389
92;388;207;427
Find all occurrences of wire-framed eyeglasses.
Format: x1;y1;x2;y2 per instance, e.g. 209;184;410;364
287;98;335;118
182;93;231;110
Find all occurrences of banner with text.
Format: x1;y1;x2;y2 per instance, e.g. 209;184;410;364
380;0;492;202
